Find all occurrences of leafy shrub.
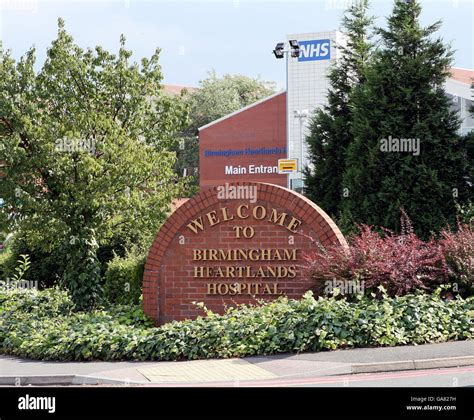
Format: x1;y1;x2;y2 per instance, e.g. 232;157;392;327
0;249;14;281
5;236;65;288
305;221;447;297
104;251;145;305
0;287;471;361
0;288;74;318
61;228;103;311
10;254;31;282
440;223;474;294
455;200;473;226
106;302;154;327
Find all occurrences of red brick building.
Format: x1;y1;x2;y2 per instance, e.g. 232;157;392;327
198;91;287;190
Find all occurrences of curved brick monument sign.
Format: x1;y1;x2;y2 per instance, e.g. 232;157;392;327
143;182;347;324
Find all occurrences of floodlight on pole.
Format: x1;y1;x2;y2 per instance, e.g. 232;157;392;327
289;39;300;58
272;39;300;189
273;42;285;59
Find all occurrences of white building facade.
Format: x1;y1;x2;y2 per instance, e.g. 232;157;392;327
445;68;474;136
286;30;343;190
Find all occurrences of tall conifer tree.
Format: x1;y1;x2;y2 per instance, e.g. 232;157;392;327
304;0;373;218
341;0;470;238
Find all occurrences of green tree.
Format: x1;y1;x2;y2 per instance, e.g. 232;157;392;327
174;71;276;192
0;20;187;308
341;0;470;238
458;89;474;225
304;0;373;219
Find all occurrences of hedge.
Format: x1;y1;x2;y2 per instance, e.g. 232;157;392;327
0;287;472;361
103;252;145;305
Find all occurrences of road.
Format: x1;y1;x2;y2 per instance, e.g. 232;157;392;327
137;366;474;387
290;366;474;387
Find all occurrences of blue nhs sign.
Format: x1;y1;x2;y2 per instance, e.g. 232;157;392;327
298;39;331;62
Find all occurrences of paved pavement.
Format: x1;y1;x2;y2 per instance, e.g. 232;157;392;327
0;340;473;386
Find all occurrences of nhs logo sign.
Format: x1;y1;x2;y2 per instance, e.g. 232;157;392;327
298;39;331;61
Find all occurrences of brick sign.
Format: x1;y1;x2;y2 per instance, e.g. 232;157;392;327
143;182;347;324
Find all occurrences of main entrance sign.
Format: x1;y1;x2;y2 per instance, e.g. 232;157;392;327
143;182;347;324
199;92;287;189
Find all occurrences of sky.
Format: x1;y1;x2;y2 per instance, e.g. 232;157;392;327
1;0;473;89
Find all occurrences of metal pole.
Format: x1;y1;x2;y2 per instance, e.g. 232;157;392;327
300;118;303;169
285;50;290;189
